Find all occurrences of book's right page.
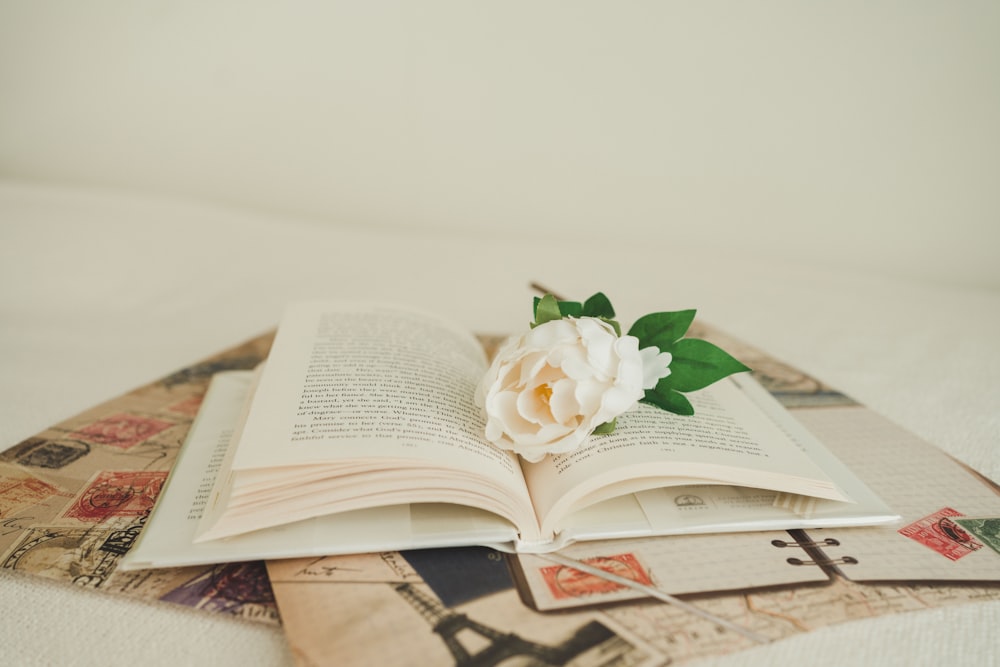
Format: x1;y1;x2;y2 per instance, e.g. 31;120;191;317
791;405;1000;582
520;375;896;545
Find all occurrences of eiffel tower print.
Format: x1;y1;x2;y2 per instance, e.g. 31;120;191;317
394;582;622;667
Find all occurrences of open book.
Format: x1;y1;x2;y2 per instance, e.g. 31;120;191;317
123;301;897;569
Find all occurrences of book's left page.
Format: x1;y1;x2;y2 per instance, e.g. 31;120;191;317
195;302;539;543
122;371;521;569
231;301;495;468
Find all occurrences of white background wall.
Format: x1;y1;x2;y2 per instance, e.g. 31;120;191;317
2;1;998;289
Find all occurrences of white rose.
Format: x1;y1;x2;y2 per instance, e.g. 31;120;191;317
476;316;661;462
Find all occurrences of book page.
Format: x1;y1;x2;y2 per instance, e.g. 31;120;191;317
125;371;521;569
233;302;523;484
197;302;538;542
124;370;316;568
523;377;849;536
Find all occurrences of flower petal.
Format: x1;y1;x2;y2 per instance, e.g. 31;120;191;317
548;378;581;425
479;315;648;461
639;346;673;390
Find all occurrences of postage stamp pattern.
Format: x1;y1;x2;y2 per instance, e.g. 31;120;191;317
898;507;982;561
160;561;279;623
6;437;90;470
540;553;653;600
954;517;1000;556
165;395;205;417
70;413;175;450
0;472;67;519
2;525;125;587
0;331;278;622
61;470;168;522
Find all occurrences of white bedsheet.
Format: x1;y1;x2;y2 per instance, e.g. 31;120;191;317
1;181;998;666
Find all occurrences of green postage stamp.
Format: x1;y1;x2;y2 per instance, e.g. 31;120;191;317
954;518;1000;556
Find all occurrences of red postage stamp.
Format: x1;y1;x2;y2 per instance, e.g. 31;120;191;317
62;470;168;522
165;395;204;417
898;507;982;561
0;472;67;519
540;553;653;600
70;413;174;450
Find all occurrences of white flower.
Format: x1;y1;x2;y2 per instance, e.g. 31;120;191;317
639;345;672;390
476;317;648;462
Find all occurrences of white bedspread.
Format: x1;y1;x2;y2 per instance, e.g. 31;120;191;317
1;181;997;666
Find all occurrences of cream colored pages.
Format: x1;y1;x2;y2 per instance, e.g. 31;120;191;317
524;377;855;538
196;302;537;542
235;301;495;466
123;371;520;569
191;302;895;554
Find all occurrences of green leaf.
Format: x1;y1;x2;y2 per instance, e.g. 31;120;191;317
558;301;583;318
532;294;563;327
668;338;751;392
582;292;615;319
641;383;695;416
627;310;697;352
533;295;584;325
592;418;617;435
